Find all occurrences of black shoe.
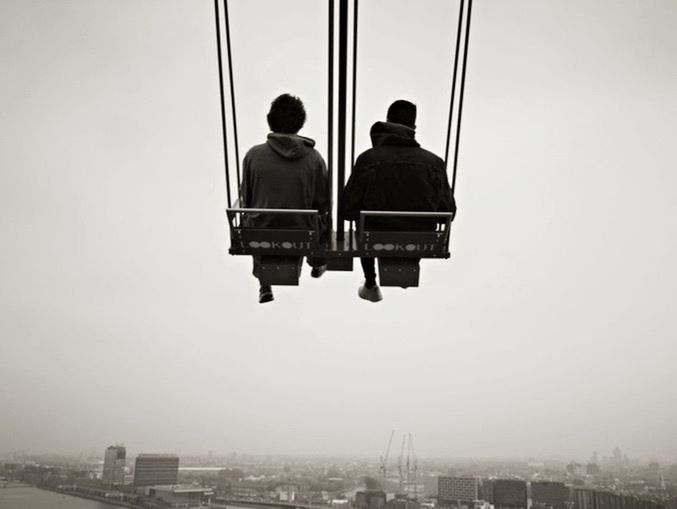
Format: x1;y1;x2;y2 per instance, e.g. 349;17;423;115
358;281;383;302
259;285;274;304
310;265;327;278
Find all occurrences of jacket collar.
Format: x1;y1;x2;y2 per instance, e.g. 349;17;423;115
370;121;420;148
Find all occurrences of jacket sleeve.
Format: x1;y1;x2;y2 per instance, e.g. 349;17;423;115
240;153;252;208
437;163;457;219
340;156;367;221
312;155;330;215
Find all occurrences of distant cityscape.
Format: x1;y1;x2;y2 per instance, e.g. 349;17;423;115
1;443;676;509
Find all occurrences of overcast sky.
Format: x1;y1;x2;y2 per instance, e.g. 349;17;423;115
1;0;676;461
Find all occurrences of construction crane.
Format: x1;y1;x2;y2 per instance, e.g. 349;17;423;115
398;434;407;492
406;433;418;500
379;430;396;492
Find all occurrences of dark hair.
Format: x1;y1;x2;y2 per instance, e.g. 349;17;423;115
386;100;417;128
267;94;306;134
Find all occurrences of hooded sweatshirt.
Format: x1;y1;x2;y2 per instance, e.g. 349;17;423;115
241;133;329;230
341;121;455;231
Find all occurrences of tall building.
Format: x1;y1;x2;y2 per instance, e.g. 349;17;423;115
572;488;595;509
438;477;480;504
491;480;527;509
573;488;666;509
133;454;179;487
613;447;622;465
355;490;387;509
102;445;126;487
530;481;570;509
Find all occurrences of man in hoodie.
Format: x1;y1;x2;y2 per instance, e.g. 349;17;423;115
241;94;329;303
341;100;456;302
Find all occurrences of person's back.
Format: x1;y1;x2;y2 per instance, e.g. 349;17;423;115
240;93;329;303
242;132;327;230
340;99;456;302
342;120;452;231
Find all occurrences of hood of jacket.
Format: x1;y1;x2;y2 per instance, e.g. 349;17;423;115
370;121;420;148
266;133;316;161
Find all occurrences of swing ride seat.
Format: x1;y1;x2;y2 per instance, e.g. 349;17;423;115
226;206;326;286
226;206;325;257
226;207;454;287
356;210;454;288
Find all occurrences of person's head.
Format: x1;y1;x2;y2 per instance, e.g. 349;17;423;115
267;93;306;134
386;99;417;129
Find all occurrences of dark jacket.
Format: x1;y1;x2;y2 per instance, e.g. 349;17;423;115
241;133;329;231
341;121;456;231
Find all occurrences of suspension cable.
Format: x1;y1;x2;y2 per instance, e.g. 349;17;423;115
213;0;231;208
350;0;359;169
327;0;335;232
451;0;473;195
336;0;349;241
444;0;465;169
223;0;242;201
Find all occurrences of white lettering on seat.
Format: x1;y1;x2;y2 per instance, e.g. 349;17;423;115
365;242;437;252
248;241;312;250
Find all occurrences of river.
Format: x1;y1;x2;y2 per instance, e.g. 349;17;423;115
0;486;122;509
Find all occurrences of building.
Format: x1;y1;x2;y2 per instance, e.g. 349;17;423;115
276;484;297;502
102;445;126;487
438;477;481;504
572;488;595;509
491;480;527;509
572;489;666;509
149;485;213;508
133;454;179;487
530;481;570;509
355;490;387;509
387;495;422;509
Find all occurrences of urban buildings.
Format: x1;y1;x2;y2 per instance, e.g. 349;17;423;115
572;488;665;509
102;445;126;487
133;454;179;487
148;485;214;506
438;476;481;504
490;479;528;509
531;481;570;509
355;490;387;509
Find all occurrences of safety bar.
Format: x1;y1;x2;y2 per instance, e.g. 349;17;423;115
358;210;454;240
228;207;319;214
226;206;323;241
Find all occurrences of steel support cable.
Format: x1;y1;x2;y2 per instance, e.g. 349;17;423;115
350;0;359;169
451;0;473;195
328;0;335;234
223;0;242;201
336;0;349;241
347;0;359;244
213;0;232;208
444;0;465;169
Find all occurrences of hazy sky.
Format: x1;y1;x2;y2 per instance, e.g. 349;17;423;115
1;0;676;461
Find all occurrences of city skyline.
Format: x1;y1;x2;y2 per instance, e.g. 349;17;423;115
1;0;676;460
3;444;675;509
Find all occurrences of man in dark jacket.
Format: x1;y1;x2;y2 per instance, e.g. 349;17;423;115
341;100;456;302
241;94;329;303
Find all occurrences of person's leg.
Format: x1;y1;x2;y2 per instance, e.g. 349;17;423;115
252;255;261;279
306;256;327;278
306;256;327;268
358;257;382;302
360;257;377;288
252;256;274;303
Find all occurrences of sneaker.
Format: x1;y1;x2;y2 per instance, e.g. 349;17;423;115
358;281;383;302
259;285;274;304
310;265;327;278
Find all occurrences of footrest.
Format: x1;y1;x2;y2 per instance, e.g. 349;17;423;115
326;257;354;272
256;256;302;286
378;258;420;288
